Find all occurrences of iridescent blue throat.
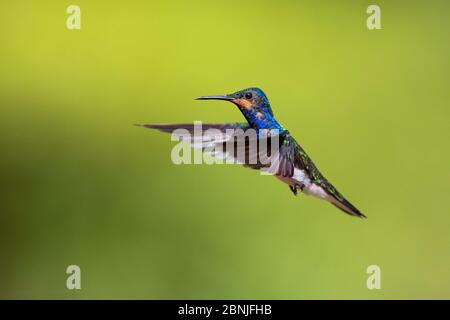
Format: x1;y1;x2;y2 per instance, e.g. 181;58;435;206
240;108;284;133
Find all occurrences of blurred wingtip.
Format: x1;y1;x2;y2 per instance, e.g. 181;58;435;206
135;124;158;129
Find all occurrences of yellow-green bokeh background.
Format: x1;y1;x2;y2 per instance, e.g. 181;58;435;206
1;0;449;299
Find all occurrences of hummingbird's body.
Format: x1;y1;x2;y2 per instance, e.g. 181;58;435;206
141;88;365;218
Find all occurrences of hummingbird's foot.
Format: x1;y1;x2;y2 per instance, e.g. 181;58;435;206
289;185;298;196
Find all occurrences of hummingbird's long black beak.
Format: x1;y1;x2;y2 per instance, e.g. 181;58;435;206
195;95;234;101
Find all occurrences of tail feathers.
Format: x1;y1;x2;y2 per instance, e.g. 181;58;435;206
331;198;366;218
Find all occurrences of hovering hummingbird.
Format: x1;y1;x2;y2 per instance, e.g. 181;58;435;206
140;88;365;218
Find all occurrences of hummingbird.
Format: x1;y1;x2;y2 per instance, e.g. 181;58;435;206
140;88;365;218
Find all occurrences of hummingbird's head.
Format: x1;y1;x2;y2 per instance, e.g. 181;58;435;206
196;88;274;118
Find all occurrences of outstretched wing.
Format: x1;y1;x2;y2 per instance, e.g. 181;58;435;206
139;123;277;170
141;124;301;178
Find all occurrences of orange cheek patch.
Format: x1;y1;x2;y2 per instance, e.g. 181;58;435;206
233;98;253;110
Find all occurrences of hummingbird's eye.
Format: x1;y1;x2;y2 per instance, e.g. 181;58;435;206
245;92;253;99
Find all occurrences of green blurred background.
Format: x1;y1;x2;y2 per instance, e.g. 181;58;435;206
0;0;449;299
